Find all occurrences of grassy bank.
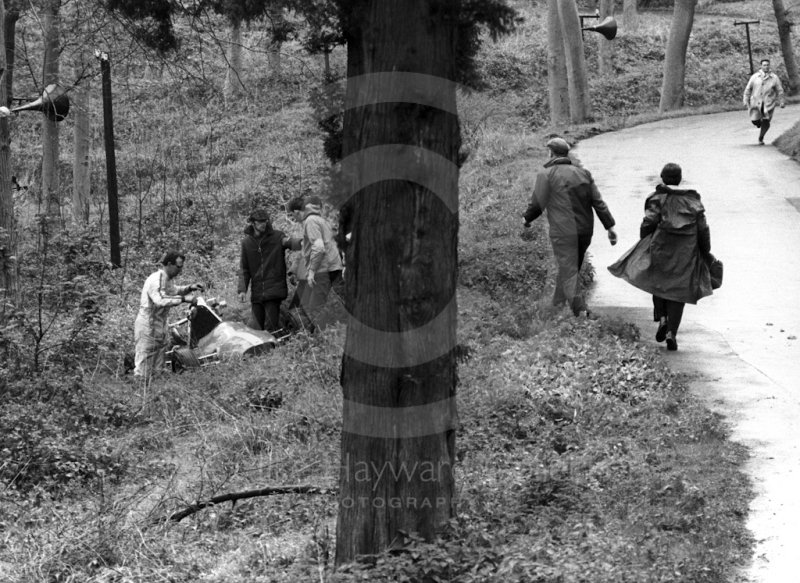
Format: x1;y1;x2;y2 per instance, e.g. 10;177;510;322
0;0;775;580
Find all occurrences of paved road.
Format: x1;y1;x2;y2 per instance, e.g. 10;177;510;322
577;105;800;583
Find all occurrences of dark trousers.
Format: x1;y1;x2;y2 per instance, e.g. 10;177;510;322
653;296;685;336
251;299;282;332
752;105;771;140
551;234;592;314
288;280;310;311
304;270;342;329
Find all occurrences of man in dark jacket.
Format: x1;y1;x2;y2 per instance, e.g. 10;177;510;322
609;163;713;351
237;209;296;332
523;138;618;318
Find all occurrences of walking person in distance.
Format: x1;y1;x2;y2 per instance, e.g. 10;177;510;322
743;58;785;145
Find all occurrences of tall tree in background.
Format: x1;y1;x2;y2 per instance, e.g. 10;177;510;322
623;0;638;33
772;0;800;95
659;0;697;111
3;0;22;108
548;0;570;124
72;70;91;225
224;19;246;101
558;0;592;122
0;0;16;307
41;0;61;218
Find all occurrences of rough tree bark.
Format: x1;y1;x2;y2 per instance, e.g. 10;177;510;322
558;0;592;122
0;2;16;306
772;0;800;95
659;0;697;112
41;0;61;218
72;67;90;225
3;1;21;108
623;0;638;34
548;0;571;124
335;0;459;565
598;0;616;76
224;19;245;102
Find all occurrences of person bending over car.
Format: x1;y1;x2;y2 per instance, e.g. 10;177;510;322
238;208;296;332
134;251;203;379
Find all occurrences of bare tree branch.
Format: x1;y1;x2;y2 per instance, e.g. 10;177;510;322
163;484;335;523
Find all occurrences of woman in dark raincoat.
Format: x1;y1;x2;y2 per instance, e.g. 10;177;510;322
608;163;713;351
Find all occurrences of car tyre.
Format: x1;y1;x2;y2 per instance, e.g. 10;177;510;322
172;346;201;372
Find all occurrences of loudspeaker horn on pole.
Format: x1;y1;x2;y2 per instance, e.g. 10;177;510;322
582;16;617;40
10;84;70;122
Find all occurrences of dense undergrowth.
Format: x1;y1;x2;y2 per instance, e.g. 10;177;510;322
0;0;773;580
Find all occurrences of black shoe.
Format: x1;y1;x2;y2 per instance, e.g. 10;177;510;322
665;332;678;351
656;320;668;343
758;138;765;145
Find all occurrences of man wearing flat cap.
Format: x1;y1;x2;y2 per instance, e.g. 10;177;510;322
238;208;297;332
523;137;618;318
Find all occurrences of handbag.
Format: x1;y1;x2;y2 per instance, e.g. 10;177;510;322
708;254;723;290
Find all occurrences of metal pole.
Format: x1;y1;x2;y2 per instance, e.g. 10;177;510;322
96;51;121;268
745;24;753;75
734;20;760;76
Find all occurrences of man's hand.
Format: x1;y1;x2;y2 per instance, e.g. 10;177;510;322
307;269;316;288
190;282;204;292
183;294;197;305
239;292;247;303
607;227;618;246
781;102;786;108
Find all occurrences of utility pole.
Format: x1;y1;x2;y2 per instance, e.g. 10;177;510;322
734;20;760;75
95;50;121;268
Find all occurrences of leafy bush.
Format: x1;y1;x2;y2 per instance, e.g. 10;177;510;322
0;379;126;493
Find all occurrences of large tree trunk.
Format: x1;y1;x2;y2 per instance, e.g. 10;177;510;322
548;0;571;124
335;0;459;565
659;0;697;112
598;0;616;76
72;68;90;225
224;20;245;102
3;2;21;108
623;0;638;34
558;0;592;122
41;0;61;219
0;2;17;307
772;0;800;95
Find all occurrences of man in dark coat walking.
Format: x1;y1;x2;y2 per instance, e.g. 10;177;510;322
608;163;714;351
523;138;618;318
238;209;296;332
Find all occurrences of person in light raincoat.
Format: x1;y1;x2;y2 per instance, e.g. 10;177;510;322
134;251;203;378
295;195;343;330
608;163;713;351
743;58;785;145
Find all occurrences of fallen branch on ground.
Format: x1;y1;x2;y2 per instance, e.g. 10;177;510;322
163;484;336;523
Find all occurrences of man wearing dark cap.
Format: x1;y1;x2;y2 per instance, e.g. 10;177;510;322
523;137;618;318
238;208;297;332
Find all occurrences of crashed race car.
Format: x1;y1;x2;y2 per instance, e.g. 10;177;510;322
166;297;280;371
